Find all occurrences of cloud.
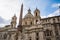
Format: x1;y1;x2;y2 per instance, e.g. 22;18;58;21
41;16;47;18
0;0;25;27
47;9;60;17
41;9;60;18
47;3;60;17
35;3;60;18
0;16;10;27
52;3;60;8
0;24;7;27
0;0;23;20
0;16;5;24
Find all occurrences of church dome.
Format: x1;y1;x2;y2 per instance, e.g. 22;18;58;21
24;13;33;18
24;9;33;18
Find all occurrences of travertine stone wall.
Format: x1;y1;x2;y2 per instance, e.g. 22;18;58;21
39;31;44;40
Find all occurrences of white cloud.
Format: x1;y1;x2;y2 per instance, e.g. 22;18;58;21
41;9;60;18
0;0;29;27
0;21;10;27
52;3;60;8
0;0;25;20
0;24;7;27
41;16;47;18
47;9;60;17
0;16;10;27
43;3;60;17
0;0;24;27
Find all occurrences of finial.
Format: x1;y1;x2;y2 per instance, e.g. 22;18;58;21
36;7;38;10
28;8;31;14
35;8;40;12
28;8;31;11
36;7;37;9
14;14;16;17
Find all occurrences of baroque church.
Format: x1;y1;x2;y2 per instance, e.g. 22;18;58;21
0;4;60;40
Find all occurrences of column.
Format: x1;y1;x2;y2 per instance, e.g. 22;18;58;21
31;32;36;40
39;31;44;40
24;33;29;40
51;25;56;40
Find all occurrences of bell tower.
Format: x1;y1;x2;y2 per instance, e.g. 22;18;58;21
11;14;17;28
34;8;41;24
34;8;40;17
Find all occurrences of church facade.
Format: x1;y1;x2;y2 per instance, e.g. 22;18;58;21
0;4;60;40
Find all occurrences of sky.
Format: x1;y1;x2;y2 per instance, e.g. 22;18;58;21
0;0;60;27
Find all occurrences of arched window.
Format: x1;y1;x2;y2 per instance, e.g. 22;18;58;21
0;33;2;38
4;33;7;39
36;33;39;37
36;20;38;24
36;12;37;16
29;37;31;40
30;22;32;25
36;20;40;24
25;22;27;25
53;18;55;23
44;29;52;36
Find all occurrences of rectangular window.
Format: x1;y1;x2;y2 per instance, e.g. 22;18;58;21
56;37;60;40
46;38;51;40
36;33;39;40
30;22;32;25
59;24;60;29
57;17;59;21
36;38;39;40
55;31;59;36
53;18;55;23
29;38;31;40
29;37;31;40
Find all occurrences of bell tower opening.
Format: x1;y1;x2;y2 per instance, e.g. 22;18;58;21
36;12;37;16
34;8;40;17
36;20;38;24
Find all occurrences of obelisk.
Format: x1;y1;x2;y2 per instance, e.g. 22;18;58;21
18;3;23;32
